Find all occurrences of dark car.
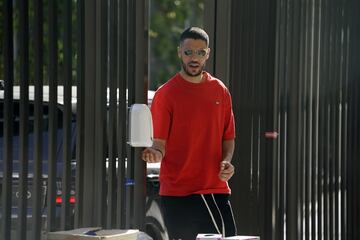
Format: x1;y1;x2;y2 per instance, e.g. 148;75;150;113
0;85;167;240
0;86;77;234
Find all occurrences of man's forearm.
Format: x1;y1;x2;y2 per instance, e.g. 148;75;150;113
222;139;235;162
152;138;166;157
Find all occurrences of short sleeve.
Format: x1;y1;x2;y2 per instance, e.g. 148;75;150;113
151;91;171;140
223;89;236;140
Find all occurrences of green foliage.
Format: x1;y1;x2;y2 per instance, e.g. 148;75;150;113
0;0;203;88
0;0;77;85
149;0;204;89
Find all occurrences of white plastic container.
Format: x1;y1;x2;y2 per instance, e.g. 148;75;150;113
128;104;153;147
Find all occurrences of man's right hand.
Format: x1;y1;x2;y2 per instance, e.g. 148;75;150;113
141;147;163;163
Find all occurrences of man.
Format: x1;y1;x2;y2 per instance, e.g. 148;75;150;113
142;27;237;239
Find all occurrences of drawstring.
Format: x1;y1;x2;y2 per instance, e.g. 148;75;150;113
227;200;238;235
211;194;225;237
200;194;225;237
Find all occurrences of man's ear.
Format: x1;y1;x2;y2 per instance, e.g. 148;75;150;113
206;48;211;60
177;46;181;58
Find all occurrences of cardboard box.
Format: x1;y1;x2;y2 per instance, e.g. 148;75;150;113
47;228;139;240
196;234;260;240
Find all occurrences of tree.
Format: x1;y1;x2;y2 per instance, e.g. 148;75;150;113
149;0;204;89
0;0;203;88
0;0;77;85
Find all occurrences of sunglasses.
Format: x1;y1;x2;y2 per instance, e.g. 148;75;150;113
183;49;208;57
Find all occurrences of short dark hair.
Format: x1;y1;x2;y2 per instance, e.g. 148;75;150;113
180;27;209;47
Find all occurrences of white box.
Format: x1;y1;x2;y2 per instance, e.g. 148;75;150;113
196;233;222;240
223;236;260;240
47;228;139;240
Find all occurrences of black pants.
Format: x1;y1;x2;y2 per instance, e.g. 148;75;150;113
161;194;237;240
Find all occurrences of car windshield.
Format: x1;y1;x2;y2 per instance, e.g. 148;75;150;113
0;101;76;178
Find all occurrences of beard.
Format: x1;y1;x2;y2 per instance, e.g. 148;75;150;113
181;60;205;77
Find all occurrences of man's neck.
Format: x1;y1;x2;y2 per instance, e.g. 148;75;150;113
179;70;204;84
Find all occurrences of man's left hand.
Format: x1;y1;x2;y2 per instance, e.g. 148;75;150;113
219;161;235;181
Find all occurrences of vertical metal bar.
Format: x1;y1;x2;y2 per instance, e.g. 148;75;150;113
297;0;306;238
318;1;328;239
351;71;360;239
276;0;287;238
18;0;30;239
213;0;231;84
228;3;241;229
1;0;14;239
304;1;318;239
47;0;59;232
280;0;287;233
311;1;322;239
82;0;96;227
126;0;135;228
347;1;360;238
272;0;284;238
328;1;336;239
339;1;348;238
312;1;322;239
133;0;148;230
353;82;360;239
323;1;331;239
303;1;310;239
252;0;259;231
203;0;216;76
75;0;85;229
94;0;107;227
32;0;44;238
357;79;360;239
117;0;128;229
285;0;301;239
340;1;350;238
107;0;118;229
242;0;251;105
333;2;341;238
248;2;258;226
346;1;353;239
252;0;275;238
61;0;72;230
258;0;278;238
353;55;360;239
332;3;342;239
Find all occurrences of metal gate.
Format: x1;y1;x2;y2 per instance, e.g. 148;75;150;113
2;0;360;240
1;0;149;239
206;0;360;239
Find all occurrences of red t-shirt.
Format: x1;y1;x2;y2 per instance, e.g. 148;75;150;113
151;72;236;196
